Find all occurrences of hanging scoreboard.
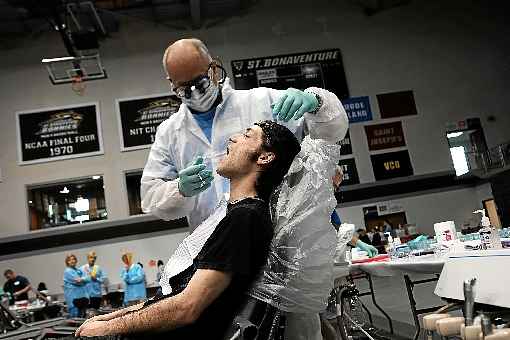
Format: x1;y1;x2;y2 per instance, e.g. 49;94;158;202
231;49;349;99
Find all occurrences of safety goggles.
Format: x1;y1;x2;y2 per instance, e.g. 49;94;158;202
170;62;225;99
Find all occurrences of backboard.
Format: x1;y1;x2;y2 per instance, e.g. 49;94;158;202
41;54;106;84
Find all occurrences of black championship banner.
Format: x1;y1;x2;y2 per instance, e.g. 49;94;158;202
231;49;349;99
371;150;414;181
337;129;352;156
376;90;418;119
16;103;103;165
117;94;181;151
338;158;360;186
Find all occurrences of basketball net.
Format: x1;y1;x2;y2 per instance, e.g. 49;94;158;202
71;76;86;96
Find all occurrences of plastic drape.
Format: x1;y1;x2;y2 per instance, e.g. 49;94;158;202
248;135;341;313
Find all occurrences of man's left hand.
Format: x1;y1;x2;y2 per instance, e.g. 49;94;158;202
273;88;318;122
76;320;112;337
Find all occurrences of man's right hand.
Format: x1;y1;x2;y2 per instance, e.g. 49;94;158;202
178;157;214;197
75;302;144;336
75;314;112;336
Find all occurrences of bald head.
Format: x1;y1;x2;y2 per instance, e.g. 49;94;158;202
162;38;212;85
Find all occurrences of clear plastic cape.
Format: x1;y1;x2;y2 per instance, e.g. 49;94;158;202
248;135;342;313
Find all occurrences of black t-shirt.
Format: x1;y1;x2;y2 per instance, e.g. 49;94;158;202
3;275;30;303
156;198;273;339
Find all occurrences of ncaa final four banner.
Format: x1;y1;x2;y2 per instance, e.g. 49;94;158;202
16;103;103;165
116;94;181;151
231;49;349;100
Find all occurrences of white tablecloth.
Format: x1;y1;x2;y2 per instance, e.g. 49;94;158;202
348;254;445;277
435;249;510;308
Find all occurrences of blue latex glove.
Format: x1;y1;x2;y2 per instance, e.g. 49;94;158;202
178;157;214;197
272;88;319;122
356;240;379;258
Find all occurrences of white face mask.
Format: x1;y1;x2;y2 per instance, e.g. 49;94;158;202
182;82;220;112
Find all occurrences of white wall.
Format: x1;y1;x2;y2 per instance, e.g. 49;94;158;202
475;182;494;203
0;0;508;239
337;185;488;235
0;230;188;295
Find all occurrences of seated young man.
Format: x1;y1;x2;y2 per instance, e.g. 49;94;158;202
74;120;301;339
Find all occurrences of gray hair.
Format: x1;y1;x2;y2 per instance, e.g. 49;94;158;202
162;38;212;78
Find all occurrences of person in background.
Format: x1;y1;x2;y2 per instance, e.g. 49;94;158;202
330;166;378;259
330;165;343;230
3;269;32;304
34;282;62;320
120;253;146;306
357;228;371;245
63;254;89;318
80;251;106;310
371;226;385;254
137;262;148;289
37;282;49;298
156;260;164;284
321;166;378;340
367;229;374;243
383;219;394;235
379;225;387;242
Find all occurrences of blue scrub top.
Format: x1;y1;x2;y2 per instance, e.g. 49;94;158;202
120;263;146;304
331;210;341;226
191;107;216;142
80;264;105;298
63;267;89;317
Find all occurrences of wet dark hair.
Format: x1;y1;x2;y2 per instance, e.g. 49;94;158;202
157;260;164;267
253;120;301;202
3;269;13;276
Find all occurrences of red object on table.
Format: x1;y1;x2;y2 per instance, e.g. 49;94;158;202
351;254;390;264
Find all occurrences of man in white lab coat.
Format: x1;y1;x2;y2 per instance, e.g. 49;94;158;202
140;38;348;231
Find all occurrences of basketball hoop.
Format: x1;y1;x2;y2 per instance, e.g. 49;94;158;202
71;76;86;96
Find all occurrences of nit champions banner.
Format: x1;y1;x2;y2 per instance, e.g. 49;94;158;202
116;94;181;151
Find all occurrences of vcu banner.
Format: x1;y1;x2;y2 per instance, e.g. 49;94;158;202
16;103;103;165
371;150;414;181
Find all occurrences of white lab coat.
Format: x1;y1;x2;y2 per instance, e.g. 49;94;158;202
141;78;348;231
